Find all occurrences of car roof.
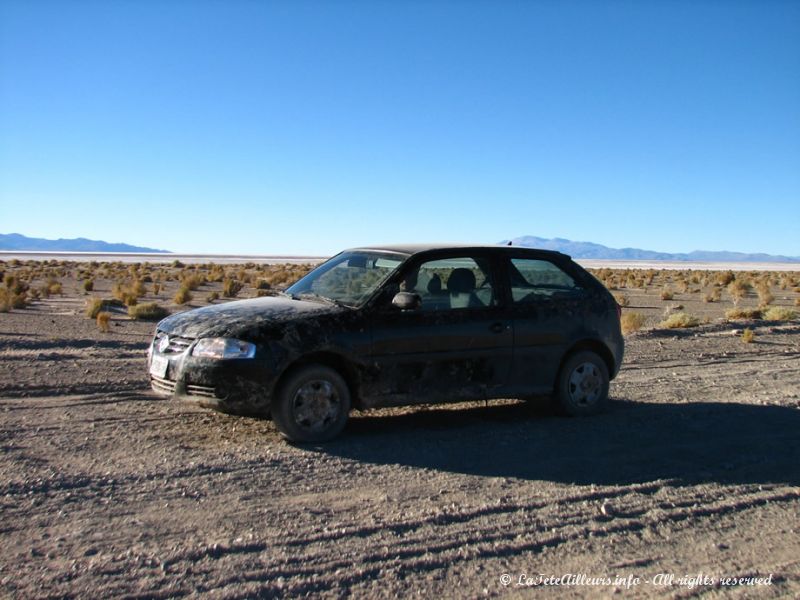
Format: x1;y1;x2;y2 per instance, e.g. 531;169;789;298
348;243;570;259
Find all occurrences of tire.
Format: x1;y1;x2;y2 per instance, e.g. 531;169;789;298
272;365;351;442
554;351;609;416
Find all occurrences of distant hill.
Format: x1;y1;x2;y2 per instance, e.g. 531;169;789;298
502;236;800;263
0;233;170;253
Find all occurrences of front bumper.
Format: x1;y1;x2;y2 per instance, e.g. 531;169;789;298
148;333;277;416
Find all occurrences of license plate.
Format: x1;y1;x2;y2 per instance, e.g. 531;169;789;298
149;354;169;378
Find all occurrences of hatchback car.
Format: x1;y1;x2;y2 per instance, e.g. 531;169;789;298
148;244;623;442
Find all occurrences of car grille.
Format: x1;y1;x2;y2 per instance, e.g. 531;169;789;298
186;383;217;399
150;376;218;399
150;375;176;395
154;332;194;354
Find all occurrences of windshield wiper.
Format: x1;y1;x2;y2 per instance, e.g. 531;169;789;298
296;292;347;307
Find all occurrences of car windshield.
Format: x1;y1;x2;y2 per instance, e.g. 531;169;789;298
285;251;405;307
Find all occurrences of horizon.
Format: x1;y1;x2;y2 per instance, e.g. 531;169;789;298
1;2;798;256
2;231;799;262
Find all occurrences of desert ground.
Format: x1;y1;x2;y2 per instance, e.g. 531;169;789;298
1;259;799;598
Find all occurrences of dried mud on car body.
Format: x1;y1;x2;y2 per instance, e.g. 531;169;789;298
1;309;800;598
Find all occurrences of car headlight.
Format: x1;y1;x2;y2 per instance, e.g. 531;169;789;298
191;338;256;359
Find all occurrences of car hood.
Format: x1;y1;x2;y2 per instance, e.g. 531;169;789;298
156;295;345;339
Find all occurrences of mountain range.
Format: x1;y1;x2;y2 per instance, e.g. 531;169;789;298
502;236;799;263
1;232;797;262
0;233;169;253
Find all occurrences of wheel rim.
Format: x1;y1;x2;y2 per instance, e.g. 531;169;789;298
292;379;341;433
567;362;603;407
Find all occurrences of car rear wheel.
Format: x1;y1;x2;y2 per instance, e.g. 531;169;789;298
554;351;609;416
272;365;351;442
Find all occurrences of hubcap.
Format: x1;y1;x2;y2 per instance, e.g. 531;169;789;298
567;362;602;407
292;379;340;433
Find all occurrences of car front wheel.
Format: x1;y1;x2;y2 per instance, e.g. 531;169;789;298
555;351;609;416
272;365;351;442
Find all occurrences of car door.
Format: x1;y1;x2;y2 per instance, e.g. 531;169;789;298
504;256;587;393
364;252;513;407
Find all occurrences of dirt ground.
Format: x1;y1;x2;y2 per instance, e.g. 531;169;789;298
1;263;799;598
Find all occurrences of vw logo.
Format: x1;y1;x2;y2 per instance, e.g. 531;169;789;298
158;335;170;353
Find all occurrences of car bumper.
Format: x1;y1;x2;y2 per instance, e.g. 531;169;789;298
148;342;277;416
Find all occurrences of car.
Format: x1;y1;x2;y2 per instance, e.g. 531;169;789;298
147;244;624;442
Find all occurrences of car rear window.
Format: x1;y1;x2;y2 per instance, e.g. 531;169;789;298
508;258;583;303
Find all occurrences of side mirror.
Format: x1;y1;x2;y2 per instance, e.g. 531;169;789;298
391;292;421;310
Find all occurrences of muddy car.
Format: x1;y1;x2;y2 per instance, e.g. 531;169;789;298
148;244;624;442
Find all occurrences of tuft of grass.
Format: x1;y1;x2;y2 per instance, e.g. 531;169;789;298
128;302;169;321
223;278;244;298
86;297;104;318
181;274;205;291
173;286;192;305
85;297;123;319
96;311;111;332
741;328;755;343
763;306;797;321
83;279;94;292
620;312;646;335
0;288;10;312
756;284;774;307
659;312;700;329
48;280;63;296
703;288;721;303
206;291;220;303
613;293;630;308
725;308;762;320
727;280;750;306
660;287;674;301
11;291;27;309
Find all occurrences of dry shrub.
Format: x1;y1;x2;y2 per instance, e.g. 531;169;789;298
223;278;244;298
128;302;169;321
741;328;755;343
83;279;94;292
10;291;27;309
206;291;220;303
613;293;630;307
620;312;646;335
727;280;750;305
85;297;122;319
725;308;762;320
763;307;797;321
0;288;10;313
660;287;674;301
703;288;721;303
659;312;700;329
174;286;193;305
112;279;147;305
181;274;205;291
756;287;774;307
86;297;104;318
96;311;111;332
717;271;735;286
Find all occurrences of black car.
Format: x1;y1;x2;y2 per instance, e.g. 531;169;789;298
148;244;624;442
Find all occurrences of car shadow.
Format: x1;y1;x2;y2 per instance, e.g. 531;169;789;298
311;398;800;486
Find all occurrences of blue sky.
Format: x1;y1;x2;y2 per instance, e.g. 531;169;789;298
1;1;798;256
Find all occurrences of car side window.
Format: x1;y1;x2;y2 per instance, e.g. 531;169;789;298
401;257;495;311
509;258;583;303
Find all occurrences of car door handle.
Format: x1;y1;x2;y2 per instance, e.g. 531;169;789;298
489;322;507;334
